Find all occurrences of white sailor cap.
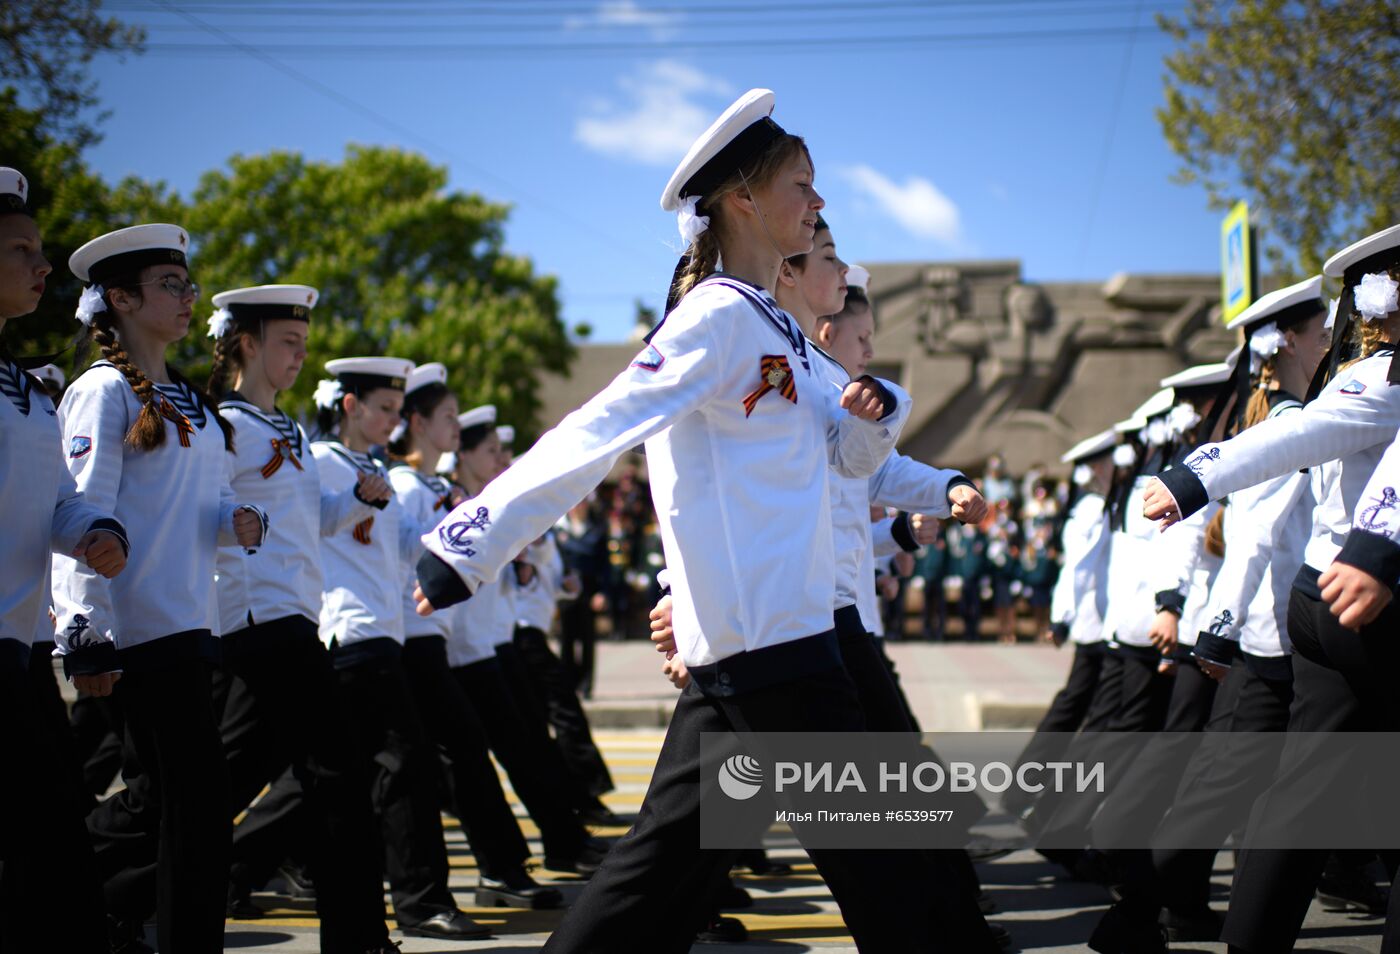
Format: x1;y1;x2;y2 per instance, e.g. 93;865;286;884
660;88;785;213
1114;387;1174;433
0;167;29;214
846;264;871;293
457;404;496;431
32;363;65;391
70;224;190;285
1060;427;1117;464
496;424;514;445
1225;276;1325;332
325;357;413;392
209;284;318;338
1160;350;1239;391
1324;223;1400;280
404;362;447;396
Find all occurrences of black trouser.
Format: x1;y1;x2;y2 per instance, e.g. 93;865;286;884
71;690;124;796
875;637;923;733
1003;640;1106;817
0;641;106;953
233;637;459;926
26;641;96;817
86;655;230;952
558;596;598;696
1151;655;1294;915
922;580;947;640
398;636;535;875
541;663;999;954
213;617;389;951
451;652;589;861
1222;584;1400;953
511;625;615;799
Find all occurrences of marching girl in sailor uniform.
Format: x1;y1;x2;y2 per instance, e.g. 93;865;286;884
439;405;607;880
1001;427;1117;821
1142;223;1400;953
1090;277;1332;952
52;223;266;951
1320;426;1400;627
388;382;579;909
414;88;999;953
307;357;486;940
0;168;116;952
203;285;398;952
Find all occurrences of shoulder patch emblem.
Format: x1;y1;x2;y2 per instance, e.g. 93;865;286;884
69;435;92;458
1340;379;1367;395
631;344;665;373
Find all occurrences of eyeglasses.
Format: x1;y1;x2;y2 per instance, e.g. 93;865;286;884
130;275;201;302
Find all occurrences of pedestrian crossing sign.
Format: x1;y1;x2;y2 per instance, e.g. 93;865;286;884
1221;201;1254;323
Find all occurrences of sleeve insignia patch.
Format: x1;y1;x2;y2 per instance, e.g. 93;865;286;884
70;436;92;458
631;344;665;373
1340;380;1367;395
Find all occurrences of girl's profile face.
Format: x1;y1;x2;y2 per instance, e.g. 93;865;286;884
113;264;196;346
0;214;50;320
348;386;404;446
822;309;875;378
246;319;308;393
749;153;824;259
456;431;502;488
792;229;847;318
416;394;461;455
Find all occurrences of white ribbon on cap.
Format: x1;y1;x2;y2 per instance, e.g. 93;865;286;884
1072;464;1092;487
75;285;107;327
1248;321;1286;373
207;307;234;339
1112;444;1137;468
313;378;344;410
1354;272;1400;322
676;195;710;247
1168;402;1201;438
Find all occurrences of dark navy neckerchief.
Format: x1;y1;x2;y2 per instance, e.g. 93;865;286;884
391;464;449;494
220;394;303;457
646;272;811;372
321;440;383;476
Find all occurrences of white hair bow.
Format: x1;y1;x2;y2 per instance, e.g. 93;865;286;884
1248;321;1286;373
1112;444;1137;468
207;307;234;339
1168;402;1201;438
313;378;344;410
1354;272;1399;322
75;285;107;327
676;194;710;247
1072;464;1092;487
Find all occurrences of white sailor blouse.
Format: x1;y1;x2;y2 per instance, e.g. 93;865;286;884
390;465;458;640
446;577;517;668
51;363;260;674
512;534;567;633
1145;500;1222;652
313;441;424;653
1334;426;1400;586
215;399;376;636
1100;474;1162;647
1192;399;1314;667
418;277;910;675
1156;349;1400;591
0;360;124;658
1048;492;1111;646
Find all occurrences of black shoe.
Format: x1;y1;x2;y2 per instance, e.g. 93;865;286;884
967;845;1015;864
577;797;624;827
736;854;793;877
276;862;317;900
1318;857;1389;914
545;838;609;876
696;916;748;944
977;890;998;914
361;942;401;953
476;867;564;910
989;923;1014;950
226;882;262;920
107;918;155;954
400;910;493;940
1160;904;1221;941
717;882;753;909
1088;903;1167;954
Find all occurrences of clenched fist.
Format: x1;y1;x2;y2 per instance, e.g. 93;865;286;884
355;471;391;504
74;530;126;578
839;378;886;421
1141;478;1181;529
1319;561;1393;631
948;485;987;525
233;507;264;548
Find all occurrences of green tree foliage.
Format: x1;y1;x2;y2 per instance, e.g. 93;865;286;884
1;0;145;147
1158;0;1400;275
183;146;571;430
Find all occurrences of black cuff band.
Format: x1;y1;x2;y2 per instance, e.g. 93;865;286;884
859;375;897;420
62;641;120;677
1154;589;1186;616
415;551;473;610
87;518;129;557
1192;632;1238;668
945;475;975;503
1334;530;1400;588
355;482;391;510
1050;622;1069;642
1159;466;1210;521
890;512;919;552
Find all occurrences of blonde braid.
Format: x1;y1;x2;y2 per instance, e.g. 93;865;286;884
92;314;166;451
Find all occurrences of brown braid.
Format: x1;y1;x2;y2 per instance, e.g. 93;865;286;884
207;333;236;398
91;313;167;451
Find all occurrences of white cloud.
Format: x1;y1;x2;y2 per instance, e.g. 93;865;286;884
575;61;733;166
840;164;962;245
565;1;683;38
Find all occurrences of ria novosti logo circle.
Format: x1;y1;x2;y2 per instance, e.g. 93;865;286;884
718;754;764;800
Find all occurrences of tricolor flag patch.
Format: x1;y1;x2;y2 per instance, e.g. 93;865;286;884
631;344;665;373
1340;380;1367;395
69;436;92;458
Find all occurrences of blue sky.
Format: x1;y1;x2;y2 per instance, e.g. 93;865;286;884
83;0;1226;341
